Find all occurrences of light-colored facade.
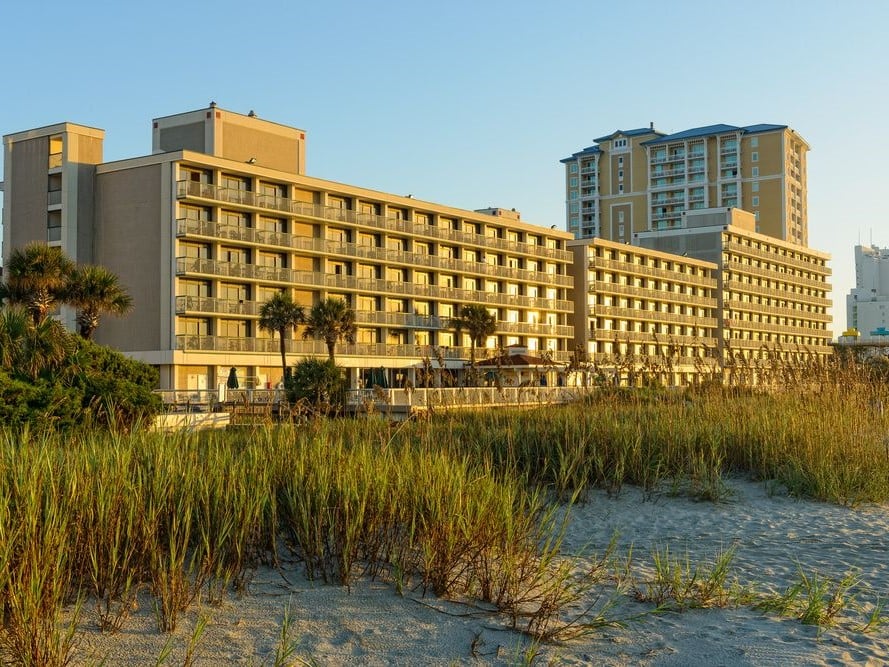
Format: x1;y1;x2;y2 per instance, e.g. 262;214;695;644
636;208;833;370
2;106;574;391
847;244;889;336
569;237;720;386
562;123;809;246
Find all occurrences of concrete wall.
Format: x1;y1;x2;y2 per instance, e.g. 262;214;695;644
4;135;49;258
93;163;164;351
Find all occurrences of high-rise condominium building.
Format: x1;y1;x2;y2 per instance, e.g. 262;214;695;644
847;244;889;336
2;106;574;391
561;123;809;246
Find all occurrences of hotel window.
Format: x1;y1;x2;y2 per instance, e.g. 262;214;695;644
357;296;377;313
569;177;578;187
219;283;249;302
181;205;210;222
752;196;760;206
387;298;407;313
179;318;210;336
570;202;579;213
618;184;624;193
259;182;286;199
439;303;456;319
618;170;624;181
218;319;248;338
415;213;430;225
386;268;406;282
221;210;250;228
387;237;406;251
359;202;380;216
751;152;759;162
389;207;406;221
414;271;431;285
569;190;578;200
358;232;379;247
752;167;759;177
415;301;431;316
415;242;430;255
440;274;455;288
181;242;210;259
328;227;350;242
751;137;759;148
463;277;478;291
328;196;349;210
257;251;285;268
569;163;578;174
258;216;286;233
180;280;210;298
357;264;378;279
180;166;211;184
221;174;250;192
752;181;760;192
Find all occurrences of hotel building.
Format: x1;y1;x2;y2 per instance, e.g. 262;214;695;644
2;106;574;391
569;237;720;386
636;208;832;368
561;123;809;246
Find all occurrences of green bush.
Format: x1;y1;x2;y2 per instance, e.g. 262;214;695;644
287;358;347;414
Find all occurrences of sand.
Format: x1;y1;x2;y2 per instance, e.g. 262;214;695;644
69;479;889;666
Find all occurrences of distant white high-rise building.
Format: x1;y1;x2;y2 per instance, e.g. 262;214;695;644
847;245;889;335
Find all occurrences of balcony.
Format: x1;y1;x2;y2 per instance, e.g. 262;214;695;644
176;219;573;287
172;335;572;363
723;241;832;276
594;305;718;329
176;181;573;261
175;296;261;316
176;258;572;312
590;257;716;288
589;281;718;308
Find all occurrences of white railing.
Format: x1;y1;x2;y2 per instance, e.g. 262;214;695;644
347;386;583;411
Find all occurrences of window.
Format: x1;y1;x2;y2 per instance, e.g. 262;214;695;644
752;181;760;192
613;138;628;150
569;163;578;174
569;191;578;200
618;169;624;181
181;242;210;259
221;210;249;228
618;184;624;193
569;177;578;187
750;137;759;148
752;167;759;177
617;211;625;223
219;283;249;301
751;152;759;162
179;280;210;298
258;216;286;233
179;318;210;336
752;196;760;206
618;156;624;166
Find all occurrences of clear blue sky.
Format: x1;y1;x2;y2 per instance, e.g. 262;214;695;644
2;0;887;334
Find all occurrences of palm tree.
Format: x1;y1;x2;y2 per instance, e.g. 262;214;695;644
302;297;357;363
452;304;497;369
0;307;71;379
258;292;305;382
3;243;75;325
64;265;134;339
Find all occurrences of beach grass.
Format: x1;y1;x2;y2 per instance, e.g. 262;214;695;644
1;369;888;660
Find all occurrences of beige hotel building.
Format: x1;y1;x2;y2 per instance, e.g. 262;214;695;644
2;106;575;391
561;123;809;246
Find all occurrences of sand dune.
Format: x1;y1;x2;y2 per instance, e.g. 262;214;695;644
71;480;889;666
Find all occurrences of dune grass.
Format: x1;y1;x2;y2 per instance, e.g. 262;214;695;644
1;368;888;662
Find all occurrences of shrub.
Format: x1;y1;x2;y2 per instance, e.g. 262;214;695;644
287;358;347;414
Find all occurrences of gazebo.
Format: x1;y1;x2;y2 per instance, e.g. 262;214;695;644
474;346;564;387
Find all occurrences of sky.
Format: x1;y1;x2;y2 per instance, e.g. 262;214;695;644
2;0;887;335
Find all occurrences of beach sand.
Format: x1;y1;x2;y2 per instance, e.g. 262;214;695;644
69;480;889;665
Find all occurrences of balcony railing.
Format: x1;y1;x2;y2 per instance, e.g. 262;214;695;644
171;335;572;362
593;305;718;328
589;257;716;288
176;218;573;287
175;295;261;316
176;257;572;312
176;181;573;261
723;241;832;276
590;281;718;308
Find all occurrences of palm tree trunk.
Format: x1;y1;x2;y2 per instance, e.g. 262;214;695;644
327;340;335;363
278;326;288;382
